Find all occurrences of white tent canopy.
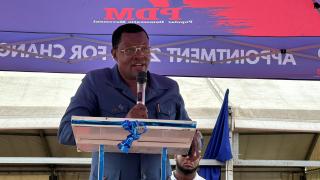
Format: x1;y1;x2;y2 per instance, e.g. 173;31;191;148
1;71;319;131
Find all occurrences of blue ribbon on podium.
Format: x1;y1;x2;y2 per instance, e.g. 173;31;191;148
117;120;148;153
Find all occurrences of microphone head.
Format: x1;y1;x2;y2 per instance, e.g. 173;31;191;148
136;71;147;84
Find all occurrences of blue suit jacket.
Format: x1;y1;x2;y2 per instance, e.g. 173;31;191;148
58;65;190;180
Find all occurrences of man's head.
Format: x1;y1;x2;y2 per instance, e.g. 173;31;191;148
111;24;151;82
175;130;204;175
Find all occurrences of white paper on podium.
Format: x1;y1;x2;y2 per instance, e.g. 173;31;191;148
71;116;197;155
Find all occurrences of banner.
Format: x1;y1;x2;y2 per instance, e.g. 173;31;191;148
0;33;320;79
0;0;320;79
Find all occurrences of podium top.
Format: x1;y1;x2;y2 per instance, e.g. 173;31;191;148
72;116;196;129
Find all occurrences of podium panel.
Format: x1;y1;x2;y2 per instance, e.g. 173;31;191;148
71;116;197;155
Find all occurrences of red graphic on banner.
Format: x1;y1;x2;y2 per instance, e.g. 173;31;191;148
179;0;320;36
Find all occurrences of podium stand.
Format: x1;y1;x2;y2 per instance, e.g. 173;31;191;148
71;116;197;180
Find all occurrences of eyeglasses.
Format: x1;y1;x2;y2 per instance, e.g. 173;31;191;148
119;45;151;56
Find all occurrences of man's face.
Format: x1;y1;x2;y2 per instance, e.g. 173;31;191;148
112;32;150;81
175;153;201;175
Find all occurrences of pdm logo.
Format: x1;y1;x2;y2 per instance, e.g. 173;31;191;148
104;7;182;21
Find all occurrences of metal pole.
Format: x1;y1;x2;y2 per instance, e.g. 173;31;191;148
98;144;104;180
161;147;168;180
226;106;234;180
226;133;234;180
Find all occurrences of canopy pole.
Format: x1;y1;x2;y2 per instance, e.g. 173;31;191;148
226;106;234;180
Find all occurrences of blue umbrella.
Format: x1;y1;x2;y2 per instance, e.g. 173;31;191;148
199;89;232;180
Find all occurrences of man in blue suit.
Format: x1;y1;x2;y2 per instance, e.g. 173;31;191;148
58;23;190;180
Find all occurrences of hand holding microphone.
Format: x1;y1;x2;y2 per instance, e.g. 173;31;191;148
126;71;148;119
126;104;148;119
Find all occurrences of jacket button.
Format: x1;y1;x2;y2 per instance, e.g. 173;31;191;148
141;173;147;180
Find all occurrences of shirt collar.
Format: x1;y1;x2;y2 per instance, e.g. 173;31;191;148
111;64;128;90
148;72;170;90
172;171;204;180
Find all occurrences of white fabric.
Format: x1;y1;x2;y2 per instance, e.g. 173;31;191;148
171;171;205;180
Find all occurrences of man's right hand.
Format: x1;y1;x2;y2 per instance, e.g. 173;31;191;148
126;104;148;119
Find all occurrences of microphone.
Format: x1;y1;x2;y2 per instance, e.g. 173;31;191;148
136;71;147;105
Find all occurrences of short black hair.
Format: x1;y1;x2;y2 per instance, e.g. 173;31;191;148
112;23;149;49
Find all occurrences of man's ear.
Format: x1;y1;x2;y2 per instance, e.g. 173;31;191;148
111;49;117;62
174;154;178;160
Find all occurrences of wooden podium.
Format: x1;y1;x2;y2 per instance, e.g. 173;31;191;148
71;116;197;180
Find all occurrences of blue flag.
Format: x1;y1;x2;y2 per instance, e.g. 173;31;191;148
199;89;232;180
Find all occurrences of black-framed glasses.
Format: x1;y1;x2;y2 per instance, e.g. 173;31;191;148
119;45;151;56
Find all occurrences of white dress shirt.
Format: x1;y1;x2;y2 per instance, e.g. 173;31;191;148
171;171;205;180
